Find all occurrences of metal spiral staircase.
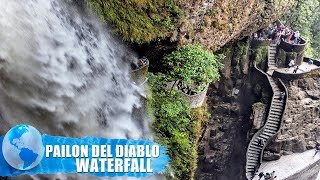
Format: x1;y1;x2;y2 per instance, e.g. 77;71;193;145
245;43;287;179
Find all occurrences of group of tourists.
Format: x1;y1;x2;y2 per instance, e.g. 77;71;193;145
268;23;301;44
252;22;302;45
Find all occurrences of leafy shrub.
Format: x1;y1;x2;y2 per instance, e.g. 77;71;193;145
147;73;204;180
162;44;224;92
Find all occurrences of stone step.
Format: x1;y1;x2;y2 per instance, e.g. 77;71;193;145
251;144;263;149
249;145;261;151
248;152;260;158
262;131;274;137
269;115;280;119
271;102;283;107
272;102;283;107
252;142;265;148
268;117;280;122
260;134;270;139
249;148;261;154
247;153;259;158
267;122;279;127
266;124;279;130
273;99;283;103
270;111;282;116
264;128;276;134
269;116;281;121
271;107;283;112
247;161;258;166
247;157;259;161
265;125;278;131
247;165;256;170
247;160;257;164
270;107;283;112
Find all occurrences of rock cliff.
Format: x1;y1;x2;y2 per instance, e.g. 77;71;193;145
89;0;293;51
172;0;293;50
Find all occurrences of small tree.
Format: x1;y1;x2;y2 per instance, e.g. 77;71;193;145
163;44;224;92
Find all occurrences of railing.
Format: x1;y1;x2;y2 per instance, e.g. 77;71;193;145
251;39;271;47
303;57;320;66
279;38;307;51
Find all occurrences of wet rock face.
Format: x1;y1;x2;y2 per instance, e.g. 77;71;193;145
195;42;258;180
264;76;320;158
172;0;293;50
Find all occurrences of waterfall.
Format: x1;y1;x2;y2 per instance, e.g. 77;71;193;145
0;0;152;141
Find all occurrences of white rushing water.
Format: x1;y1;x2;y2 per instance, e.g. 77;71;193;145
0;0;152;142
0;1;159;179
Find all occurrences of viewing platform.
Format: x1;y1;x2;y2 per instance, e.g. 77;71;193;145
253;149;320;180
272;57;320;80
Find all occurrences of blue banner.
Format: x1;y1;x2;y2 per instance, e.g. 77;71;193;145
0;131;170;177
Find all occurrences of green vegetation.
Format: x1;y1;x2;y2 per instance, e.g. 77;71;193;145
254;46;268;67
282;0;320;58
163;44;224;92
233;42;249;64
86;0;182;43
147;73;208;180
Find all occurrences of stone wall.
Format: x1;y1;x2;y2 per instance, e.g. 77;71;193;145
278;38;307;66
264;76;320;159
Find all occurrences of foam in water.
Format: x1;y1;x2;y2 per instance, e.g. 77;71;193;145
0;0;151;140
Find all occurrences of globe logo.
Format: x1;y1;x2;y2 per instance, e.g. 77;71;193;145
2;124;44;170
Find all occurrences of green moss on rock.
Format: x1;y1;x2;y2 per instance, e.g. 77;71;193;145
86;0;181;43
